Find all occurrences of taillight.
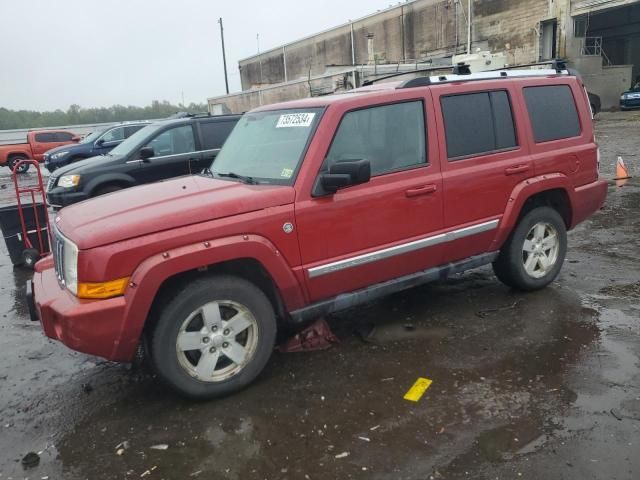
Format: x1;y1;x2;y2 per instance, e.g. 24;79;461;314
596;146;601;174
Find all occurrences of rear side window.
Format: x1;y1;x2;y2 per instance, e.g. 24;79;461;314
34;132;56;142
200;120;237;150
441;91;517;159
124;125;145;138
326;101;427;176
55;132;74;142
524;85;581;142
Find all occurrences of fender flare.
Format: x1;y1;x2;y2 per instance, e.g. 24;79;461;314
111;234;306;360
85;173;136;196
490;173;575;250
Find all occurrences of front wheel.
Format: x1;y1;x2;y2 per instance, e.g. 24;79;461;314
8;155;29;174
150;275;277;399
493;206;567;291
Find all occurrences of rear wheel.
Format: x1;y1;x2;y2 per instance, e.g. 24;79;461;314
150;275;277;399
493;207;567;291
8;155;29;174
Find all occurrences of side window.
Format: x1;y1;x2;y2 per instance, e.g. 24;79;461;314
326;101;426;176
145;125;195;157
441;91;517;159
101;127;125;143
35;132;56;142
200;120;237;150
124;125;145;138
524;85;581;142
55;132;74;142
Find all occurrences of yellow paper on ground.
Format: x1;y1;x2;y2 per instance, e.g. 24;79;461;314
403;377;433;402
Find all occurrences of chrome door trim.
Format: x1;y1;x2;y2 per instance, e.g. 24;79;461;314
307;219;499;279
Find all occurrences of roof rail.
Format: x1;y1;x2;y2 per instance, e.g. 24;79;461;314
361;64;459;86
396;58;572;89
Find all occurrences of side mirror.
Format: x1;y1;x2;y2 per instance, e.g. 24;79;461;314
71;135;81;142
96;138;105;146
139;146;154;161
320;159;371;194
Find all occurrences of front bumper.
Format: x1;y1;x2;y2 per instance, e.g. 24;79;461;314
46;187;88;209
32;260;131;361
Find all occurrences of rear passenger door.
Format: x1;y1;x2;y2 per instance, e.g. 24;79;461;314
435;86;532;262
198;119;238;172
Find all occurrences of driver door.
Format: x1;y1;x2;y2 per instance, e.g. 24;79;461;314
131;124;199;185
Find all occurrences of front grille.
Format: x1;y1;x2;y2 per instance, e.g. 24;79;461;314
47;176;57;192
52;225;65;285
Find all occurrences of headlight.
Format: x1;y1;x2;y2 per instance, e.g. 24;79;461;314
51;151;69;160
58;175;81;188
621;95;626;100
62;236;78;295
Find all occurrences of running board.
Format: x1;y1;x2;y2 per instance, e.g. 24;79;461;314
289;252;499;326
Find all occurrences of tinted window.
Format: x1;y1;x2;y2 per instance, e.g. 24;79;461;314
441;91;517;159
55;132;74;142
124;125;145;138
200;120;237;150
145;125;195;157
326;101;426;176
34;132;56;142
524;85;581;142
101;127;125;143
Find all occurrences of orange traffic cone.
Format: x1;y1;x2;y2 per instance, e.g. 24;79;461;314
615;156;631;180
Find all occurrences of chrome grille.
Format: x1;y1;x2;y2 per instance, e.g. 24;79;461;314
46;176;56;192
53;225;65;285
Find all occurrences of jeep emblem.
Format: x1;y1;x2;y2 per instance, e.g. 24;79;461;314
283;222;294;234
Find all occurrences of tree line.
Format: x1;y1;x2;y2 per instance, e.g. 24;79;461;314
0;100;209;130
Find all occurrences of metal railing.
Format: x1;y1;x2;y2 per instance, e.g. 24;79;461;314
581;37;612;66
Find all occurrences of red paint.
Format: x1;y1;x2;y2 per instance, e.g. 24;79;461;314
33;74;607;362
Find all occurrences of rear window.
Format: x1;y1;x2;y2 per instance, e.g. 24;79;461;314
441;91;517;159
524;85;581;142
200;120;237;150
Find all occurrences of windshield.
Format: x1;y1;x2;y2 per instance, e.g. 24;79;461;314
80;128;106;144
211;108;323;184
108;123;165;156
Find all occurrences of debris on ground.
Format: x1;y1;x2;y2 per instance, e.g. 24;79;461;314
21;451;40;469
358;436;370;442
404;377;433;402
115;440;130;455
475;300;522;318
278;318;339;352
611;408;623;421
150;444;169;450
335;452;350;459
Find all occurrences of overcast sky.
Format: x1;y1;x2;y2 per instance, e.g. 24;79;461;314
0;0;395;111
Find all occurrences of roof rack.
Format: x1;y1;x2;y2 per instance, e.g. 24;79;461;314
394;58;572;89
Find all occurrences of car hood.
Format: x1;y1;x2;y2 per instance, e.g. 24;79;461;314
45;144;80;157
52;154;122;176
622;89;640;95
56;175;295;249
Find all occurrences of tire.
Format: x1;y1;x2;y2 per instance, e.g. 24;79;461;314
92;184;123;197
8;155;29;174
150;275;277;399
492;206;567;291
22;248;40;269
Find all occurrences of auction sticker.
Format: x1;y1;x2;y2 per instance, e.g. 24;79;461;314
276;112;315;128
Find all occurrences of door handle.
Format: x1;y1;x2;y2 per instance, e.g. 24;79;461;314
405;184;437;198
505;164;530;175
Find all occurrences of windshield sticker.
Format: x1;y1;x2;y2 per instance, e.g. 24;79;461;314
280;168;294;178
276;113;315;128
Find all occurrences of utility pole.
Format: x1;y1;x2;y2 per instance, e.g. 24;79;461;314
467;0;472;54
218;17;229;94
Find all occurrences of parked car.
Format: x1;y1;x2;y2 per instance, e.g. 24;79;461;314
620;85;640;110
0;130;79;173
29;66;607;399
43;122;150;172
45;114;240;208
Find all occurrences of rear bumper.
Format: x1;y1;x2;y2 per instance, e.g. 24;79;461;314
571;178;608;228
32;262;132;361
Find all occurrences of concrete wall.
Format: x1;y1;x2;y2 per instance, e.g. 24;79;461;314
583;65;633;108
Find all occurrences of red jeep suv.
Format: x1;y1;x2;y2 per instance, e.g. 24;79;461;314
28;65;608;398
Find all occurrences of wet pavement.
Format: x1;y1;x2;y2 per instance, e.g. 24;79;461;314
0;112;639;479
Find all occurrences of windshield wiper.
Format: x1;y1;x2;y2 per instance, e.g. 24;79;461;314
216;172;258;185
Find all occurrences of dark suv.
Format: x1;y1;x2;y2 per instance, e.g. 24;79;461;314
43;122;150;172
46;114;240;208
